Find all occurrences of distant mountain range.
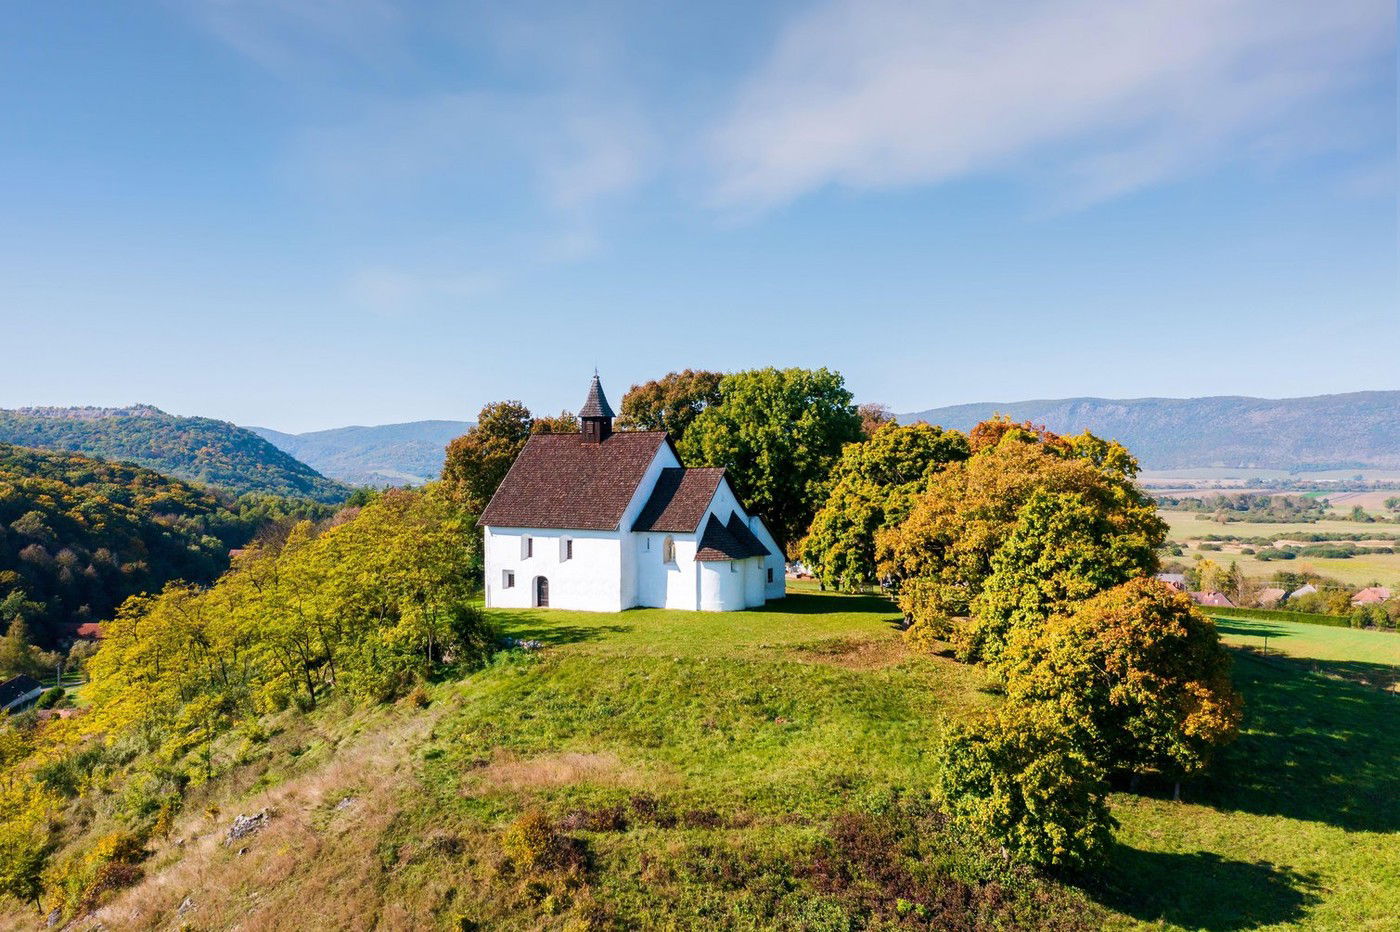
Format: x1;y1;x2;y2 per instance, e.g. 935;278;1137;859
0;406;349;502
250;420;473;487
900;391;1400;470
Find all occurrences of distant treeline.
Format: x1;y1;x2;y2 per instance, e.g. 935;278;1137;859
0;444;335;648
1156;492;1328;522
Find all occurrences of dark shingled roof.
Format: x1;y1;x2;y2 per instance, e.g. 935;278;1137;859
478;431;670;530
631;467;726;532
0;674;43;708
694;513;771;561
579;374;615;419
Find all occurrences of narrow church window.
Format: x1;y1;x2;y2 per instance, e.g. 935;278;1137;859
767;568;774;583
662;537;675;563
522;537;533;559
562;538;573;561
730;561;738;573
503;570;515;588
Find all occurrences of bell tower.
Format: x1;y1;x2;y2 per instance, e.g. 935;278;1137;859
579;372;614;443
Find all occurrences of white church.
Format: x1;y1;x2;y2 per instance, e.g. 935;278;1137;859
478;374;786;612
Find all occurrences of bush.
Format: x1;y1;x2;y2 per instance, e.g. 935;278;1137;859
502;810;580;873
940;705;1115;873
34;687;64;710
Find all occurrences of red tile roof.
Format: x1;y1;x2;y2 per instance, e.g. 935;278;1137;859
631;467;726;532
478;431;672;530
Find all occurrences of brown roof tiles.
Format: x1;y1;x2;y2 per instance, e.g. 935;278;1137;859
631;467;726;532
478;431;671;530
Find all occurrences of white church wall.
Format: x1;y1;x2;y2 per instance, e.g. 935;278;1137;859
743;555;765;605
697;559;745;611
748;517;787;601
617;442;682;609
483;526;624;612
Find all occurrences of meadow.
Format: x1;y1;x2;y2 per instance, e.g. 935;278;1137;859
1162;511;1400;587
45;587;1396;931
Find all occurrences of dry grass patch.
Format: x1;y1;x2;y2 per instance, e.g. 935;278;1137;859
789;635;910;670
474;750;652;793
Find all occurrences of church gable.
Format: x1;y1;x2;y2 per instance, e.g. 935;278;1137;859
631;467;726;533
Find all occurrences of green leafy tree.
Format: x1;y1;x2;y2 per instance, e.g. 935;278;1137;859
617;370;724;441
877;422;1163;645
969;488;1160;664
1003;578;1242;791
801;422;969;591
441;401;534;513
679;367;863;549
531;411;578;435
940;703;1115;873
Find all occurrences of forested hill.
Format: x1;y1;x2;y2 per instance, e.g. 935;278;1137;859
0;406;349;501
901;391;1400;470
250;419;473;486
0;444;328;647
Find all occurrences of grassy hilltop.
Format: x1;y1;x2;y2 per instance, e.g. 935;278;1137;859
23;587;1396;931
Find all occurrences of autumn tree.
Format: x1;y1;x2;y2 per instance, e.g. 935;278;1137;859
857;402;895;437
441;400;534;512
800;422;969;590
876;420;1162;651
617;369;724;441
940;703;1115;872
1002;578;1242;794
531;410;579;434
679;367;864;549
968;488;1161;663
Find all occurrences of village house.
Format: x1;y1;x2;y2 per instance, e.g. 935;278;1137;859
1189;590;1235;608
1254;587;1286;608
1351;586;1392;606
0;674;44;714
1155;573;1188;592
478;374;786;612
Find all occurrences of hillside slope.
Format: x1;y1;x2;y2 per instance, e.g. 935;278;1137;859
901;391;1400;470
0;406;348;501
0;444;248;645
250;419;472;486
6;591;1393;930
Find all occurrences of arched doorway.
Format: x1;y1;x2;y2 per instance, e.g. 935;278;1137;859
534;576;549;607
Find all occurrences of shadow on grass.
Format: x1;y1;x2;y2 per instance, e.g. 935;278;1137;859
490;609;631;646
1095;846;1321;930
1213;618;1291;640
755;590;901;617
1192;650;1400;832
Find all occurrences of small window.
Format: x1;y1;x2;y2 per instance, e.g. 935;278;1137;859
503;570;515;589
662;536;675;563
645;538;651;551
521;536;533;559
767;568;774;584
730;561;738;574
561;538;573;561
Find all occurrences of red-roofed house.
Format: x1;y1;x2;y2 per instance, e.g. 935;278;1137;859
1189;590;1235;608
1352;586;1392;606
478;375;785;612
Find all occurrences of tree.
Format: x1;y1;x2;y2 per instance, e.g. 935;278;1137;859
800;422;969;591
617;370;724;441
1002;578;1242;790
679;368;864;549
968;488;1160;664
940;703;1115;873
531;410;578;435
876;422;1163;646
857;403;895;438
441;401;534;513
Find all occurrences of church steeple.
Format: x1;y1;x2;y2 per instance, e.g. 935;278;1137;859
579;372;614;443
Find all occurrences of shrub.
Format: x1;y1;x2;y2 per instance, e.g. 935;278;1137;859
502;810;580;873
34;687;64;710
940;704;1114;873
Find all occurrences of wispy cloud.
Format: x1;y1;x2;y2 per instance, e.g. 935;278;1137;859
178;0;404;76
709;0;1394;210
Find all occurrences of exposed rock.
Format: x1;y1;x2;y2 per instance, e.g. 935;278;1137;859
334;796;357;812
224;809;270;845
177;896;194;916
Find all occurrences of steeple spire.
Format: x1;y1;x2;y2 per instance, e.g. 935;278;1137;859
579;373;614;442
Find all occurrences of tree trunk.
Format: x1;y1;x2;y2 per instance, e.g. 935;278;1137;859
1173;781;1181;802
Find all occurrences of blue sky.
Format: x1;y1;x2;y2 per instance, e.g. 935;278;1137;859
0;0;1394;432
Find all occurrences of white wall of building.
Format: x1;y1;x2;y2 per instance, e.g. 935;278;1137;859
482;445;790;613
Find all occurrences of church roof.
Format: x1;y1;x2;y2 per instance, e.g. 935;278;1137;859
631;467;726;532
694;512;771;561
478;430;671;530
579;374;615;419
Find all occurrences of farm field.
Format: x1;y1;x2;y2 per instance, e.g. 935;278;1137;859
1160;511;1400;542
1161;511;1400;586
60;587;1399;931
1211;614;1400;691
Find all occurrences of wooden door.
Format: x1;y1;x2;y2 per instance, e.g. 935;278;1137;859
535;576;549;607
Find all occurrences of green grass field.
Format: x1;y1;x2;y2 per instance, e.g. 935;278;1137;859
35;588;1397;930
